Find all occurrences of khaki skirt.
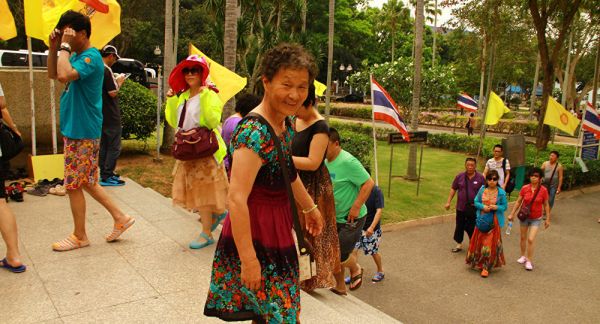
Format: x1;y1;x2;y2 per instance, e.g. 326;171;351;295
172;156;228;214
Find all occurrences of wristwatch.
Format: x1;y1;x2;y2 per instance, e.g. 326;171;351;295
59;42;72;54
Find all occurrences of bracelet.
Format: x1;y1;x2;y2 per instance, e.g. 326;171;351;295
59;47;71;54
302;204;318;214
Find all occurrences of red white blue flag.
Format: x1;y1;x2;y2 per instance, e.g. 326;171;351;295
457;93;478;112
371;76;410;141
583;101;600;139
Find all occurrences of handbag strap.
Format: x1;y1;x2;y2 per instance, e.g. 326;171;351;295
527;184;542;209
246;112;309;256
177;100;188;129
547;163;558;184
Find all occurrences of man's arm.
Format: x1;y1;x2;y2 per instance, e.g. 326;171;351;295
445;188;456;210
557;165;564;194
503;169;510;189
348;178;375;223
56;50;80;83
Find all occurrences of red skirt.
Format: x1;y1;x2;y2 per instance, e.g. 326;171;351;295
466;213;505;272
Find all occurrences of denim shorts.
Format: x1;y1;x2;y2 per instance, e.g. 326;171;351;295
520;217;543;227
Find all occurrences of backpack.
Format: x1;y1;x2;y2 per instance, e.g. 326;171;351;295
502;158;515;194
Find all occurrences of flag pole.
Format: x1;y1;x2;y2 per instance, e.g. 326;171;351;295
476;97;489;162
49;79;57;154
27;37;37;156
370;74;379;186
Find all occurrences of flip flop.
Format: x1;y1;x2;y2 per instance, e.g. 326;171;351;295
329;288;347;296
211;211;228;232
372;272;385;282
189;232;215;249
451;247;463;253
105;217;136;242
349;267;364;291
0;258;26;273
344;276;351;284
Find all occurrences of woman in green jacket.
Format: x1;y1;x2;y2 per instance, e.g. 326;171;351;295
165;55;228;249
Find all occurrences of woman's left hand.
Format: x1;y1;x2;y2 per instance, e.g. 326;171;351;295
544;219;550;229
305;208;323;236
483;206;491;213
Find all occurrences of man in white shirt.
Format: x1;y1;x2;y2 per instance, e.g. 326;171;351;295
483;144;511;190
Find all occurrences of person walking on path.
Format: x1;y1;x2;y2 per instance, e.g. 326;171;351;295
445;157;485;253
292;84;340;291
0;82;26;273
541;151;563;212
325;127;375;294
221;93;261;176
165;55;229;250
483;144;511;191
204;43;323;323
466;170;507;278
508;167;550;271
47;10;135;251
99;45;126;186
354;184;385;282
466;112;476;136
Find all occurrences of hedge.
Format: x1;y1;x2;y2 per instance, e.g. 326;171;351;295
328;121;373;168
427;133;600;190
119;79;159;141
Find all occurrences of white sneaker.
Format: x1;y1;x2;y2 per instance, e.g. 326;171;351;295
517;256;528;264
525;261;534;271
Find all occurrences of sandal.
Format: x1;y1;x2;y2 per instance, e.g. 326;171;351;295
189;232;214;249
349;267;364;291
329;288;347;296
0;258;26;273
372;272;385;282
52;234;90;252
105;217;136;242
211;211;228;232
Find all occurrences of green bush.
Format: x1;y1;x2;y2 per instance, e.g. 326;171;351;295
327;121;373;168
119;79;158;141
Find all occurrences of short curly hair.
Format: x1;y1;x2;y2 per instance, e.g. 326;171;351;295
260;43;317;83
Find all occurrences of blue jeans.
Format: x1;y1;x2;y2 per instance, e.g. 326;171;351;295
547;186;557;208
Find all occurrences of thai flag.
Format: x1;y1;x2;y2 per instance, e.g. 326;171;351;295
371;76;410;141
583;101;600;139
457;93;478;112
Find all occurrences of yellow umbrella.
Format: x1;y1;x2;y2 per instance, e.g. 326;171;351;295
24;0;121;48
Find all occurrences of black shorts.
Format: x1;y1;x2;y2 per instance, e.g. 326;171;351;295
337;217;367;263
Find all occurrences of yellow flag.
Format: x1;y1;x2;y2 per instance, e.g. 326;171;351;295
544;96;580;136
24;0;121;48
314;80;327;96
189;44;247;104
0;0;17;40
484;91;510;125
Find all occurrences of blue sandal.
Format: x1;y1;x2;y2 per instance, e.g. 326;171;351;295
0;258;26;273
211;211;228;232
372;272;385;282
189;232;215;249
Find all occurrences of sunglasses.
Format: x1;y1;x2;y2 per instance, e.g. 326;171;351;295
182;67;201;75
487;177;498;181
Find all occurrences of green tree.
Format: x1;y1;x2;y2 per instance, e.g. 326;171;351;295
408;0;425;180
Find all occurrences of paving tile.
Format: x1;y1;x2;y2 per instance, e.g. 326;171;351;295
118;240;212;294
34;253;157;316
107;217;173;253
152;217;203;248
162;288;249;324
0;266;59;323
60;296;186;324
37;318;64;324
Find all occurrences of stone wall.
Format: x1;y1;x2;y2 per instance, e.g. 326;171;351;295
0;68;64;167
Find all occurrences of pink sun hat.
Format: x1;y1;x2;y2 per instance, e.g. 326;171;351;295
168;55;215;94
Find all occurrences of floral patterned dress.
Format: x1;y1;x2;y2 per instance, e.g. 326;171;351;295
204;115;301;323
466;189;506;272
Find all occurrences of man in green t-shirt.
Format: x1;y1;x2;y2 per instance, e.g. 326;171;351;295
325;128;374;294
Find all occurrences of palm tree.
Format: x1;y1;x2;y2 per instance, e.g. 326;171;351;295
325;0;335;119
223;0;238;117
406;0;424;180
379;0;410;61
161;0;176;151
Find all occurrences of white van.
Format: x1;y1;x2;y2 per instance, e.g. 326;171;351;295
0;49;48;68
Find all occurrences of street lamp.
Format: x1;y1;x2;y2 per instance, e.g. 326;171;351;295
339;64;353;94
154;45;163;162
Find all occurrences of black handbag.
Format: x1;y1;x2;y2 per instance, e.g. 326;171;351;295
246;112;316;281
171;100;219;161
502;158;516;194
517;185;541;221
0;123;24;161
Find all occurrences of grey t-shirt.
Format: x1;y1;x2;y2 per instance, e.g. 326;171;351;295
544;162;560;187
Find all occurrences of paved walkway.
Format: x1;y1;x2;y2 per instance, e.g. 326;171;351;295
349;187;600;323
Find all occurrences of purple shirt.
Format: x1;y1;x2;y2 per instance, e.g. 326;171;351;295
221;115;243;172
451;172;485;212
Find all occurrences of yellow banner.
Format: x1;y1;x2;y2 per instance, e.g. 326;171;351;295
0;0;17;40
24;0;121;48
189;44;247;104
484;91;510;125
544;97;580;136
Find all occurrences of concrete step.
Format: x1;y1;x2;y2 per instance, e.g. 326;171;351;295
108;178;399;323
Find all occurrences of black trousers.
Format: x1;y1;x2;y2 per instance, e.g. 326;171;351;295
99;126;122;180
454;209;476;244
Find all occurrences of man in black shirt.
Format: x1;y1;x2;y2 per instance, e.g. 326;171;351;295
99;45;125;186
